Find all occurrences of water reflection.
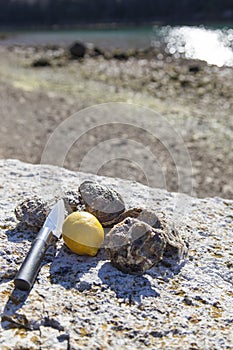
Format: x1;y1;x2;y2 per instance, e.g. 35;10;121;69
153;25;233;67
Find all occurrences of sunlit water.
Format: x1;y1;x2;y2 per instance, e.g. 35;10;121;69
153;25;233;67
1;25;233;67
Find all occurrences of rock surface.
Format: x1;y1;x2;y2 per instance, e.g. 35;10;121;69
0;159;232;349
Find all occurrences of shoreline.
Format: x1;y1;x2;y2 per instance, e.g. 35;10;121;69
0;44;232;199
1;24;233;69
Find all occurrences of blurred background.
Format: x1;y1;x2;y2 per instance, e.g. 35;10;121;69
0;0;232;199
0;0;233;26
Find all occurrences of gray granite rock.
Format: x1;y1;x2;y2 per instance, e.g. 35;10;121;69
0;159;232;349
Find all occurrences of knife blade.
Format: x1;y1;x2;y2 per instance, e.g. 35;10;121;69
14;199;65;291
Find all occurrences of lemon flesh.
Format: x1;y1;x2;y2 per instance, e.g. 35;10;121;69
62;211;104;256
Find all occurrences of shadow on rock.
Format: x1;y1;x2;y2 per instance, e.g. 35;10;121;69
50;245;160;304
49;244;103;290
49;244;159;303
98;261;160;304
0;224;37;286
1;288;31;330
149;258;187;282
49;244;186;302
5;222;38;243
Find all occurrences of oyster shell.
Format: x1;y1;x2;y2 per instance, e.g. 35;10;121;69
15;195;49;229
79;181;125;226
106;217;166;274
162;225;188;261
106;216;188;275
62;190;84;214
105;207;163;228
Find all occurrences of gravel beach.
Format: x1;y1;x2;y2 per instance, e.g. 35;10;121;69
0;44;232;198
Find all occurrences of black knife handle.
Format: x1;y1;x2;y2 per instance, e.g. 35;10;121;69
14;238;50;291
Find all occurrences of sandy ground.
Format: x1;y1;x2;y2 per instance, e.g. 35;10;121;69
0;45;232;199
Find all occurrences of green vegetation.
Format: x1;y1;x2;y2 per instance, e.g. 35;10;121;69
0;33;8;40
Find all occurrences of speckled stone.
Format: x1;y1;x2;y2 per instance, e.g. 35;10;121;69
0;159;233;350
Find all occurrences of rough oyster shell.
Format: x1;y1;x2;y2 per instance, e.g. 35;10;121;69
106;217;166;274
62;190;84;214
79;181;125;225
104;207;163;228
106;216;188;274
15;195;49;229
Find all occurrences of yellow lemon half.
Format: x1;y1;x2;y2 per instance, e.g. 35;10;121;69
62;211;104;256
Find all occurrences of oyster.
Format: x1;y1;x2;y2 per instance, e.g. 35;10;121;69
106;207;163;228
15;195;49;229
106;216;188;275
162;225;188;261
106;217;166;274
79;181;125;226
62;190;84;213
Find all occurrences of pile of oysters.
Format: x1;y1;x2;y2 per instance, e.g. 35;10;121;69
15;181;188;275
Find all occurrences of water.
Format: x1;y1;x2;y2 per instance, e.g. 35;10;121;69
0;27;153;50
153;25;233;67
1;25;233;67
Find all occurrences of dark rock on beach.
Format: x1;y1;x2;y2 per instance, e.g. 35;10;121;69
32;57;51;67
69;41;86;59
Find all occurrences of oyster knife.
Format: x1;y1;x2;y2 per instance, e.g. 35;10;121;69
14;199;65;291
